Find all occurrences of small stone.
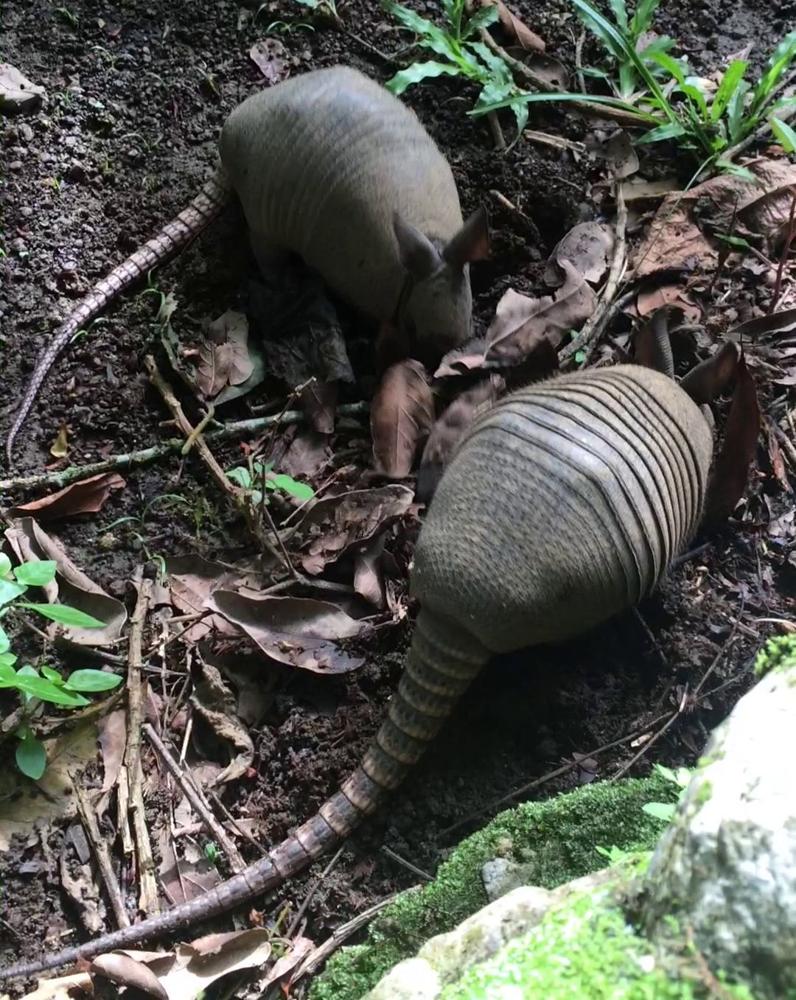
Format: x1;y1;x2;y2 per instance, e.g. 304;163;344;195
0;62;45;115
482;858;538;901
365;958;439;1000
18;122;33;142
8;160;22;171
66;161;86;182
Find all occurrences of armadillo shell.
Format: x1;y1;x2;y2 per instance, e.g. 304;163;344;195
411;364;713;652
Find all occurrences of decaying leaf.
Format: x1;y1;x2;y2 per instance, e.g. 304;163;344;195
631;282;701;323
434;338;491;378
0;62;45;115
295;485;414;574
190;659;255;786
417;376;505;503
632;158;796;278
207;592;370;673
301;378;338;435
371;360;434;477
166;555;249;643
729;306;796;340
680;341;740;405
249;38;290;84
353;535;387;608
703;354;760;524
544;222;614;287
50;424;69;459
14;971;92;999
91;929;273;1000
0;720;98;851
96;708;127;815
4;518;127;645
486;262;597;361
602;129;639;179
620;178;680;203
521;52;568;89
478;0;545;51
196;311;255;399
766;420;791;492
8;473;126;520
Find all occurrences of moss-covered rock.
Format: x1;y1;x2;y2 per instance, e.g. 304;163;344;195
753;632;796;678
309;774;676;1000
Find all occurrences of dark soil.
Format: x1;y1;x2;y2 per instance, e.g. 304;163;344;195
1;0;794;992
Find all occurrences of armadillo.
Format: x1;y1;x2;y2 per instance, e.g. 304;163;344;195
5;66;488;461
0;364;713;981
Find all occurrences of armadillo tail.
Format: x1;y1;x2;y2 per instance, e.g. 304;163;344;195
0;610;488;983
5;171;231;464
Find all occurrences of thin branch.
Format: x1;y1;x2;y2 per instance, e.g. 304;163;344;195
74;781;130;929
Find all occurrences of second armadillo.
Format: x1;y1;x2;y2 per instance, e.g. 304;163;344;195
7;66;488;460
0;364;714;982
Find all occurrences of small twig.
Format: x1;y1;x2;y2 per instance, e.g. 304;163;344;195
769;186;796;315
291;894;399;984
0;403;369;493
143;723;246;873
182;404;215;455
381;846;433;882
486;110;506;151
74;782;130;929
286;846;345;938
771;421;796;473
560;180;628;365
345;31;399;66
126;568;160;914
610;698;685;782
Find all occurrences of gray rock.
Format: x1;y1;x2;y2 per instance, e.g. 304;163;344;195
365;957;440;1000
0;63;45;116
643;662;796;998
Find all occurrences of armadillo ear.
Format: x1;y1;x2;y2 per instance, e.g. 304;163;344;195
443;206;490;271
393;213;442;279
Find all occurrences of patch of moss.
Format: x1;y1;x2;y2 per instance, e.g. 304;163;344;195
309;774;676;1000
439;891;756;1000
753;634;796;678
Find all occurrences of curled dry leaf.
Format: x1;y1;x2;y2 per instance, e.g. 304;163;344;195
207;592;370;674
4;517;127;645
602;130;639;179
295;485;414;575
520;52;568;89
190;660;254;787
417;376;505;503
434;338;490;378
680;341;740;405
728;306;796;341
166;554;245;643
631;282;701;323
477;0;545;51
8;472;126;520
196;311;255;399
544;222;614;287
249;38;290;84
486;261;597;362
301;378;338;435
703;354;760;525
371;360;435;477
353;534;386;608
91;953;169;1000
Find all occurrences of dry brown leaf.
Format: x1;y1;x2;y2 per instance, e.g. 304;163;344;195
249;38;290;84
5;518;127;645
544;222;614;286
620;178;680;203
486;262;597;361
353;535;386;608
96;708;127;815
703;354;760;524
207;592;370;674
301;378;338;435
295;485;414;574
633;158;796;278
91;953;169;999
631;282;701;323
190;659;254;787
417;376;505;503
729;306;796;340
196;311;254;398
14;971;92;999
9;473;126;520
371;360;434;477
166;555;244;643
766;420;790;492
50;424;69;459
680;341;740;405
0;720;98;851
520;52;568;88
434;338;489;378
603;129;638;179
478;0;545;51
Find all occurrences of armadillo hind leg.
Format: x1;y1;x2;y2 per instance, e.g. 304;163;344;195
5;170;231;464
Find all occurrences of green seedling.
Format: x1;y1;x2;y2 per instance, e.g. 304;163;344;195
383;0;529;137
0;555;119;780
292;0;340;22
641;763;691;822
226;461;315;507
474;0;796;170
54;5;79;27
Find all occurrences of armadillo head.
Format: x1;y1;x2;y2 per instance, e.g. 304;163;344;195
393;207;489;365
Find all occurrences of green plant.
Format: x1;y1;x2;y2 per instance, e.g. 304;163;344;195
0;555;120;780
54;5;79;27
474;0;796;169
292;0;340;22
641;763;691;822
383;0;529;136
226;461;314;506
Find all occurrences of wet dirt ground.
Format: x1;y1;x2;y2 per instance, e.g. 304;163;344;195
1;0;794;989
